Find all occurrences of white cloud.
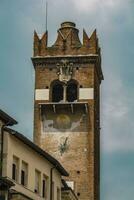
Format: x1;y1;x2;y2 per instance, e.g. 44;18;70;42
69;0;123;13
101;72;134;153
69;0;98;12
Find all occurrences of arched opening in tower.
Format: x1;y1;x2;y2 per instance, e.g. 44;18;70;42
67;81;78;102
52;82;63;102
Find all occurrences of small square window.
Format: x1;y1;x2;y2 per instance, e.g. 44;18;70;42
12;156;19;182
42;175;49;198
35;169;41;194
21;161;28;187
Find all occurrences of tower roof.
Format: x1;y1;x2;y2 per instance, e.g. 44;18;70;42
60;21;76;28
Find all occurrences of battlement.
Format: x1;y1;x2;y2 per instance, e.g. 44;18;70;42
33;21;100;57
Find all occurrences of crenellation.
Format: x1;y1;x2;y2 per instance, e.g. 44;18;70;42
33;22;101;57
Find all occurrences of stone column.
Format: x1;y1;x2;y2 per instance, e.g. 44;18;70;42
63;84;67;102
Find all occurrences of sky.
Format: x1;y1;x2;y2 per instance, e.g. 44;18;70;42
0;0;134;199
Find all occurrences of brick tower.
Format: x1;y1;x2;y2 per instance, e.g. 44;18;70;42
32;21;103;200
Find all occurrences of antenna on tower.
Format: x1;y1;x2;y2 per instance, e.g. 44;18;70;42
45;0;48;33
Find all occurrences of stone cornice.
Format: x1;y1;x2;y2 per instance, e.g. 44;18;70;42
31;54;103;82
32;54;98;65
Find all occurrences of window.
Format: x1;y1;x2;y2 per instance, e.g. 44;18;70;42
12;163;16;180
67;81;78;102
42;179;46;198
21;161;28;187
52;81;63;102
42;175;48;198
35;170;41;194
12;156;19;182
51;79;78;102
21;170;25;185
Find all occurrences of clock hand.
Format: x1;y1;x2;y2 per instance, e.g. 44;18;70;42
59;137;69;156
64;137;68;146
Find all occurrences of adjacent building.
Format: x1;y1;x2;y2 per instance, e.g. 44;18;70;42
0;109;17;200
0;109;77;200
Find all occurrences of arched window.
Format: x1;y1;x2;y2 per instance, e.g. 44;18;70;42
52;81;63;102
67;80;78;102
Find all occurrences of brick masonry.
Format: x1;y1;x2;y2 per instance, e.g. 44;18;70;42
32;22;103;200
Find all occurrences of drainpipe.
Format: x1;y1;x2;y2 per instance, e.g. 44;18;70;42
50;166;55;200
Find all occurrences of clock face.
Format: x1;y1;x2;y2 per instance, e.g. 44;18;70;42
55;114;71;130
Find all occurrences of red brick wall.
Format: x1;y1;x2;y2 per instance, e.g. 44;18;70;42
33;22;103;200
